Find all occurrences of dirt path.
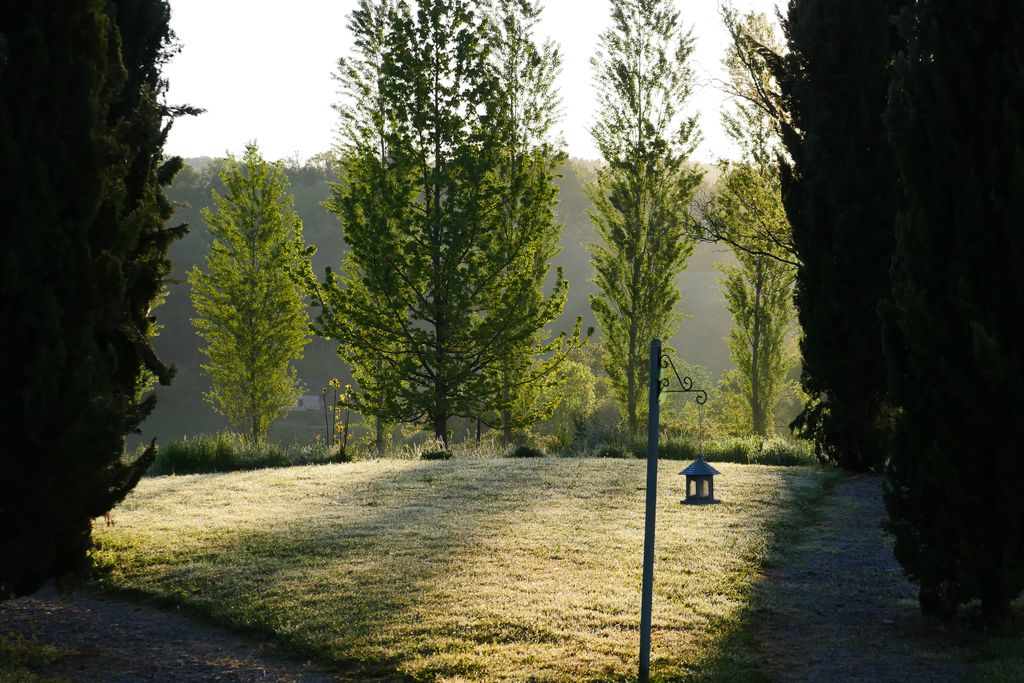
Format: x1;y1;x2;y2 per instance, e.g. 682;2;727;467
755;473;975;682
0;585;336;682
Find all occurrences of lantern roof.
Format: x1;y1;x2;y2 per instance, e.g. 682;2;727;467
680;457;719;477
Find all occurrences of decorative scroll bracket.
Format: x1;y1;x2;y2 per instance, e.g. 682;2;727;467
658;352;708;405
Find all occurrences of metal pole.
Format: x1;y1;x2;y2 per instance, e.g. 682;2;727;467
639;338;661;682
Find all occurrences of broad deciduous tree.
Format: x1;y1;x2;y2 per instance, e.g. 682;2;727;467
308;0;576;446
694;9;797;269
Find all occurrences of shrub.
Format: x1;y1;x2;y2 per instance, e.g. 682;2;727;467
656;436;815;466
508;445;545;458
421;450;451;461
594;444;631;459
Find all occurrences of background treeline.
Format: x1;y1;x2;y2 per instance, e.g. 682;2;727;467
140;155;798;449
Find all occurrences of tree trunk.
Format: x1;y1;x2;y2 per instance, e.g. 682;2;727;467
750;260;767;436
433;413;449;448
374;355;385;453
750;328;765;435
501;409;513;445
499;376;512;444
626;320;639;438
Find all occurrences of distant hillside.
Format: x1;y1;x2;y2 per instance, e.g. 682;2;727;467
135;157;736;446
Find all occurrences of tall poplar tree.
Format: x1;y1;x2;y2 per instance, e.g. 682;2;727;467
589;0;702;438
308;0;575;446
189;144;310;443
718;251;795;436
703;11;797;437
774;0;902;470
1;0;190;598
884;0;1024;623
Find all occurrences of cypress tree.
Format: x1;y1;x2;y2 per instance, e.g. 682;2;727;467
884;0;1024;622
0;0;189;598
775;0;902;471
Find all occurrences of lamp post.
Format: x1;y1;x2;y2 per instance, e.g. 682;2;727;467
639;339;661;683
639;339;708;683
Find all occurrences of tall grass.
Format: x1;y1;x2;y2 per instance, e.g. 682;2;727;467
147;431;814;476
594;435;816;466
148;434;531;476
655;435;816;466
360;437;526;461
147;433;341;476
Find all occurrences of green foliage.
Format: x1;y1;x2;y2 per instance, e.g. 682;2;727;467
594;444;632;459
189;144;310;443
657;358;713;434
0;634;67;682
0;0;190;599
650;435;814;466
719;252;797;435
883;0;1024;623
134;287;169;401
136;154;739;447
307;0;578;446
775;0;900;471
701;13;798;439
484;0;577;441
127;156;349;448
540;358;598;451
589;0;703;438
147;433;340;476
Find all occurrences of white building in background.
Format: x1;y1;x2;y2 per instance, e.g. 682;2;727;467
292;394;324;412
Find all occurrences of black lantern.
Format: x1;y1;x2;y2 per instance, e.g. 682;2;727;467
681;456;719;504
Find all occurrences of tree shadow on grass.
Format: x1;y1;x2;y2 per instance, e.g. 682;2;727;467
634;467;840;683
94;459;638;680
92;461;849;682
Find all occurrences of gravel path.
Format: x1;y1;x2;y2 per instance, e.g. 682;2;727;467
0;585;336;682
756;473;975;682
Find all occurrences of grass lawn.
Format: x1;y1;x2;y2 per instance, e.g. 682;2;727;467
92;459;838;681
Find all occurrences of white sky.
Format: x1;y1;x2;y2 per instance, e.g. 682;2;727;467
163;0;782;164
